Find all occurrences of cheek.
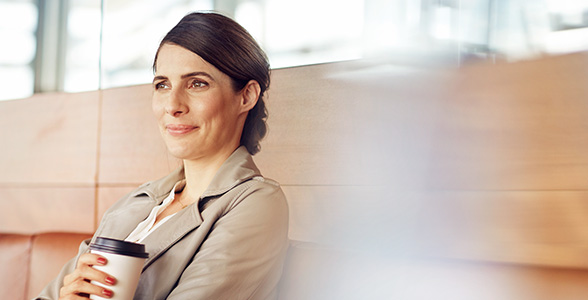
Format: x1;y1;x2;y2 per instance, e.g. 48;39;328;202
215;92;242;117
152;97;164;120
199;98;227;121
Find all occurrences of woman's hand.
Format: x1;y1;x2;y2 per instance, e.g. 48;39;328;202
59;253;116;299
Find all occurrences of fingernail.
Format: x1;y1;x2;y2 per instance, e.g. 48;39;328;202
105;277;116;285
102;289;113;297
97;257;107;265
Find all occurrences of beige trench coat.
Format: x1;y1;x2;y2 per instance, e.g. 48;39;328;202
36;146;289;300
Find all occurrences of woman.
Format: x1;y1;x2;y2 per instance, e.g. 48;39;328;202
36;12;289;300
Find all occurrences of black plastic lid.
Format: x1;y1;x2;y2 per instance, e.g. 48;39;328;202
89;237;149;258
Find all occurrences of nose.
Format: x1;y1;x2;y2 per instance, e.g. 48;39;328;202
165;89;189;117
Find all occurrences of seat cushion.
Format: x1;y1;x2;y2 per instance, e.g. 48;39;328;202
27;232;92;299
0;234;33;300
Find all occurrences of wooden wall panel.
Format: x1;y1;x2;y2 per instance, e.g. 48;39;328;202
282;185;425;255
0;91;99;184
415;190;588;268
428;52;588;190
96;62;444;188
98;85;181;185
0;187;94;234
256;64;357;185
284;186;588;268
256;62;445;187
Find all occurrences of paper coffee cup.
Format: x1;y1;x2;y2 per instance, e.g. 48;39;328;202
89;237;149;300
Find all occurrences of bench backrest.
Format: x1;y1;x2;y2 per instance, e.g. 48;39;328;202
4;54;588;299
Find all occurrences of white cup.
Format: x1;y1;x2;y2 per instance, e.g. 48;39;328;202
89;237;149;300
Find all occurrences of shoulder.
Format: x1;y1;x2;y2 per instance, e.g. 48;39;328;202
219;175;288;218
252;176;280;187
212;176;289;240
237;176;286;204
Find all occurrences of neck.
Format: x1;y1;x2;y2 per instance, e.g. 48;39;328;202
181;145;238;202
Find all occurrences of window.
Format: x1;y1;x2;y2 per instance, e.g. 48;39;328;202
3;0;588;101
0;0;37;100
63;0;102;92
99;0;214;89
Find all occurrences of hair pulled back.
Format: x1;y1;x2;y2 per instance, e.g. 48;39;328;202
153;12;270;155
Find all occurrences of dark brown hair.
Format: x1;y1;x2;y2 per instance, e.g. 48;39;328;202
153;12;270;155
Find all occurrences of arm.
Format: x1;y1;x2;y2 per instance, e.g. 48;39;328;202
167;182;289;300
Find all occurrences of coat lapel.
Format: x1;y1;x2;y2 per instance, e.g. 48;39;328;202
140;203;204;269
95;146;261;271
137;147;260;269
95;167;186;241
97;197;157;241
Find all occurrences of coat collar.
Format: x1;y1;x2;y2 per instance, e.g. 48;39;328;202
132;146;261;203
96;146;262;267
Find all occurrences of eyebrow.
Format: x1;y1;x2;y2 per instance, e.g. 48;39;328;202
152;71;215;83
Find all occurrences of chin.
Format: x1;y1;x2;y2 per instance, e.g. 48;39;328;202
169;150;198;161
163;143;195;159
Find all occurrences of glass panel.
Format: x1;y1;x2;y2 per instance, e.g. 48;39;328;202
0;66;34;101
0;0;37;101
542;0;588;54
3;0;588;99
63;0;102;92
252;0;365;68
99;0;364;89
100;0;214;89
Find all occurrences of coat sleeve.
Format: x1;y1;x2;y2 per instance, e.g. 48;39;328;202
166;181;290;300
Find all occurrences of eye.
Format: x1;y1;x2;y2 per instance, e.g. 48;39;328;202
154;81;169;90
189;79;208;89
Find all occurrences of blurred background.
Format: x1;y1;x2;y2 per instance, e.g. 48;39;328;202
2;0;588;101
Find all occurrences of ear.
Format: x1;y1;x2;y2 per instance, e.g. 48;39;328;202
239;80;261;113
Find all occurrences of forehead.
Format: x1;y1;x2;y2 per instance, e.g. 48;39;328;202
155;44;224;78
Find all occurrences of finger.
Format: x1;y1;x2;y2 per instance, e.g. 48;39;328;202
65;253;104;286
66;253;116;287
76;253;108;268
58;293;93;300
59;278;114;299
79;263;117;286
58;291;86;300
58;294;87;300
64;264;113;287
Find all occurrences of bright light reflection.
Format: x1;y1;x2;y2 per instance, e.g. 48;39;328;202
264;0;364;68
0;67;33;101
99;0;214;89
0;30;36;64
0;0;36;101
0;1;37;31
5;0;588;100
235;1;264;45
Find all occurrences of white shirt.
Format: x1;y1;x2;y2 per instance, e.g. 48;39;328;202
125;180;186;243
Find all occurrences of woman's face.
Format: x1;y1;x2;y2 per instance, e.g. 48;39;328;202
152;43;246;161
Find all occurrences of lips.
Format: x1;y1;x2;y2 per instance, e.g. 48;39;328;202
165;124;198;136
